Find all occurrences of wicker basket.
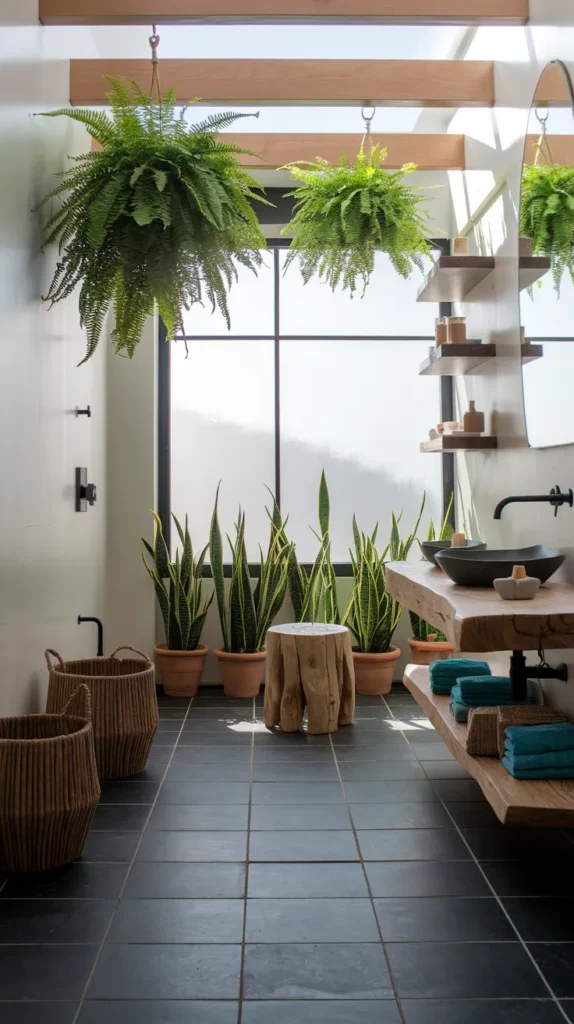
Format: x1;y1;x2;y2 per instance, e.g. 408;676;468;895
497;705;568;757
46;646;158;780
466;707;500;756
0;685;100;873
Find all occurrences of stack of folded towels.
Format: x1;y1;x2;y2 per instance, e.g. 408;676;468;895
429;659;492;696
503;723;574;779
450;676;534;724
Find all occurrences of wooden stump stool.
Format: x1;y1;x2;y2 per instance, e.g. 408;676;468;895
265;623;355;735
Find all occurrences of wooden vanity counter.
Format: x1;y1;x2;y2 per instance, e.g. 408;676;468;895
386;561;574;652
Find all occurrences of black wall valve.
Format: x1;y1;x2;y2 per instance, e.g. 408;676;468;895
75;468;97;512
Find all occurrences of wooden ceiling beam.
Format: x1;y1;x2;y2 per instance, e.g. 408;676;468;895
70;59;494;107
525;135;574;165
41;1;529;26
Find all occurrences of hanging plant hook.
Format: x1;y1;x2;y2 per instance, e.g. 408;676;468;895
534;107;554;166
149;23;162;106
361;105;376;156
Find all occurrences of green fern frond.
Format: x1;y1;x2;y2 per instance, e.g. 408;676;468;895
521;164;574;294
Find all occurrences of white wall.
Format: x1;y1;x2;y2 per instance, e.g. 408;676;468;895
447;5;574;711
0;3;108;714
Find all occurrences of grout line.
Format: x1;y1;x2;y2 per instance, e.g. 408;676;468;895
381;695;571;1022
330;693;407;1024
71;695;195;1024
237;696;256;1024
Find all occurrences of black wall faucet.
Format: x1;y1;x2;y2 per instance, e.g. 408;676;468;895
494;485;573;520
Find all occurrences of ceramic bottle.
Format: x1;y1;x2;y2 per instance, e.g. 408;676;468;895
463;401;485;433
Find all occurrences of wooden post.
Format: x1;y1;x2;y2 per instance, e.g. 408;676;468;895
265;623;355;735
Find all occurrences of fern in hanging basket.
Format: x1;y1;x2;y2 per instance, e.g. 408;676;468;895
521;164;574;293
281;144;432;294
37;79;269;363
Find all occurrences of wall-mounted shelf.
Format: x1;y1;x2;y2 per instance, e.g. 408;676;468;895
417;255;551;303
419;343;496;376
417;256;495;302
421;435;498;453
521;343;544;364
404;665;574;827
519;256;551;291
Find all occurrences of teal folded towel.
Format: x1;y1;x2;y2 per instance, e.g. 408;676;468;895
458;675;518;701
503;747;574;771
450;699;470;724
451;679;534;708
502;754;574;779
504;722;574;756
429;659;491;695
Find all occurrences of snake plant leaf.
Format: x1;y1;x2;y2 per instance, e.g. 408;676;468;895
318;470;330;538
150;510;170;580
36;78;269;363
209;483;229;652
141;555;170;637
167;575;183;650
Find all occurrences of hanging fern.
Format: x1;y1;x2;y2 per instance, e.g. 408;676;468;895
36;78;269;363
521;164;574;293
281;144;432;295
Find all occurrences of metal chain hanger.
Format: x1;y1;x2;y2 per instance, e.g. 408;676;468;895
361;105;376;154
149;24;162;104
533;108;554;167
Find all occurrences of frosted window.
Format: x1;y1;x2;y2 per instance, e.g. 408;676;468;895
171;339;275;559
279;251;436;337
523;342;574;448
280;340;443;561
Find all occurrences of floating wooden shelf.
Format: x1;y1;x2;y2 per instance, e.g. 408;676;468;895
519;256;551;291
417;256;495;303
404;664;574;827
419;342;496;376
386;560;574;652
419;342;543;376
421;435;498;453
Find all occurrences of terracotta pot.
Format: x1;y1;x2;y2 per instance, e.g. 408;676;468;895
154;644;208;697
353;646;401;695
407;636;455;667
215;648;267;698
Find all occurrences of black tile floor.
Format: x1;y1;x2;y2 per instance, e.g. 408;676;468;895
2;684;574;1022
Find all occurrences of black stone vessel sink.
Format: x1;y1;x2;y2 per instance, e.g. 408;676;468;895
435;545;565;587
421;539;486;568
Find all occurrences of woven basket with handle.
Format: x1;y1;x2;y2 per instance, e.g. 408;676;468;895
0;685;100;872
46;646;158;780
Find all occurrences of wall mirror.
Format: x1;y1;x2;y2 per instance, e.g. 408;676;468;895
520;61;574;448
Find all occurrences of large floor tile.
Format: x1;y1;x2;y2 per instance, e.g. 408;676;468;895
243;943;393;999
107;898;244;943
0;1005;78;1024
166;762;252;782
503;898;574;941
88;944;242;999
251;782;344;804
422;761;473;780
462;829;574;861
124;862;246;899
357;829;470;861
171;748;251;764
350;803;451;830
407;743;455;761
136;830;248;862
242;1001;401;1023
443;802;503;829
365;860;490;897
529;945;574;997
334;747;417;762
245;898;379;942
339;762;425;781
0;899;115;943
79;1003;239;1024
482;860;574;898
401;1000;565;1023
98;782;160;804
157;782;250;804
374;896;514;942
250;804;351;831
80;831;141;862
177;734;253;747
0;945;98;999
1;863;129;899
343;781;438;803
248;862;368;899
251;763;339;782
249;830;358;862
148;804;249;831
386;942;547;999
91;805;151;832
255;733;330;748
431;779;485;802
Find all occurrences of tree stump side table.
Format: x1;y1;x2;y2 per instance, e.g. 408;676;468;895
264;623;355;735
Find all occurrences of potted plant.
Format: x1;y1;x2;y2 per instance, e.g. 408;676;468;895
210;488;292;697
521;164;574;293
287;471;339;624
343;519;402;695
409;497;456;665
142;512;213;696
37;79;268;363
281;144;431;295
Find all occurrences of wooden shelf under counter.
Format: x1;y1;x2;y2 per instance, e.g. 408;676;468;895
404;664;574;827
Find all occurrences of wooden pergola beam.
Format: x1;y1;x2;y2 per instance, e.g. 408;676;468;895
70;59;494;107
40;0;529;25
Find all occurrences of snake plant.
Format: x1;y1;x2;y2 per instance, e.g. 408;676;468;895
209;486;292;653
343;519;401;654
36;78;268;363
410;493;453;643
286;471;339;624
142;511;213;651
282;144;431;295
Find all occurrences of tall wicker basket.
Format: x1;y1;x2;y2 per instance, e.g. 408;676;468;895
46;646;158;780
0;685;100;872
